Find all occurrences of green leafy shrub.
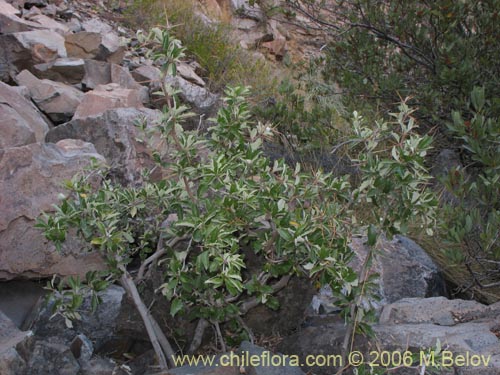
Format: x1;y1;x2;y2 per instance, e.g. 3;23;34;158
37;30;438;369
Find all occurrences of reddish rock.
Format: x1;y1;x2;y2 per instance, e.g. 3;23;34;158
46;107;162;184
0;140;106;280
0;30;67;81
0;80;50;147
16;69;84;123
65;31;125;64
73;83;144;119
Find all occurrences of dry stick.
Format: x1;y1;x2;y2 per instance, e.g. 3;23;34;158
120;267;169;369
150;317;177;368
188;318;210;354
337;244;375;375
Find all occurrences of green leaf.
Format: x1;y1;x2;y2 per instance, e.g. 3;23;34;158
170;298;184;317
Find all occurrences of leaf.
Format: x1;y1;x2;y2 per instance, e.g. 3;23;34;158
367;225;377;246
170;298;183;317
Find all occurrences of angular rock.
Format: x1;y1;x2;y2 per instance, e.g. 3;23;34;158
131;64;162;87
27;13;70;34
35;285;126;351
46;107;161;184
73;83;144;119
0;80;50;147
65;31;125;64
33;57;85;84
0;311;31;375
0;140;106;280
26;340;81;375
16;69;84;123
0;0;43;33
177;62;206;87
164;75;218;110
82;59;111;89
110;64;149;103
0;280;46;329
0;29;66;81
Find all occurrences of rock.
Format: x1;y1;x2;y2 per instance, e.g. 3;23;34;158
311;235;446;313
0;29;67;81
82;59;111;89
0;140;106;280
131;64;162;87
261;38;287;58
0;80;50;148
34;285;127;352
46;107;161;184
0;280;46;329
65;31;125;64
73;83;144;119
177;62;206;87
110;64;149;103
33;57;86;84
230;0;264;22
374;297;500;375
16;69;84;123
164;74;218;110
27;13;70;34
0;310;31;375
0;0;43;33
26;339;81;375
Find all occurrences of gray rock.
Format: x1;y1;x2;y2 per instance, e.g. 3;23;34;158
230;0;264;22
0;140;106;280
0;80;50;148
33;57;86;85
0;280;46;329
0;310;31;375
16;69;84;123
46;107;161;184
82;59;111;89
164;75;218;111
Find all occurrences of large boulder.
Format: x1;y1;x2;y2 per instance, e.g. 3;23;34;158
46;107;162;184
16;69;84;124
0;140;106;280
310;235;447;316
65;31;125;64
0;80;50;148
0;29;67;81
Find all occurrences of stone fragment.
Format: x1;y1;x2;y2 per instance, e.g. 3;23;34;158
0;80;50;147
73;83;144;119
33;57;85;84
81;59;110;89
0;29;66;81
65;31;125;64
16;69;84;123
46;107;161;184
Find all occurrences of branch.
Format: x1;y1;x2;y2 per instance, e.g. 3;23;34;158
187;318;209;354
120;267;172;369
137;235;189;281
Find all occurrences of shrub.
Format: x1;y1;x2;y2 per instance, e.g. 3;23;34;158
37;30;437;369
